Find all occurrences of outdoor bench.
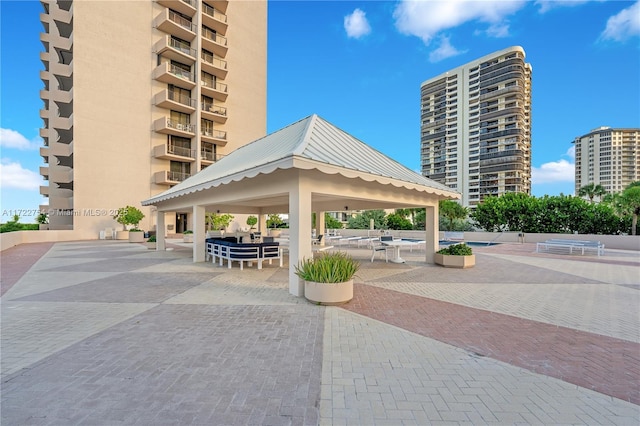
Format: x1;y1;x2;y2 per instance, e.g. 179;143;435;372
535;239;604;256
206;238;282;270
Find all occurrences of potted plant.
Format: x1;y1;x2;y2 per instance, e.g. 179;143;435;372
206;212;234;237
183;230;193;243
266;214;283;237
145;235;157;250
36;212;49;230
434;243;475;268
246;215;258;230
295;251;360;305
113;206;145;241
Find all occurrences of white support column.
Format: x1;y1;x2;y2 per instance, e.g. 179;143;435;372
316;210;325;246
157;211;166;251
425;204;438;264
289;182;313;297
193;205;206;262
258;213;267;234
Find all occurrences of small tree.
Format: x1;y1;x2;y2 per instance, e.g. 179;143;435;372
246;215;258;230
266;214;283;229
206;212;234;231
439;200;468;231
113;206;145;230
36;212;49;224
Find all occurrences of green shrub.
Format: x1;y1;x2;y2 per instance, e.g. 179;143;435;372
183;230;193;234
295;251;360;283
147;235;156;242
437;243;473;256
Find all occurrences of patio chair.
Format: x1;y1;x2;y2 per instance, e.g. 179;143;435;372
312;235;323;245
371;235;394;262
104;228;114;240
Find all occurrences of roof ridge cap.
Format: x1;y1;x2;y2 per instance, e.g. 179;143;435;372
291;114;317;156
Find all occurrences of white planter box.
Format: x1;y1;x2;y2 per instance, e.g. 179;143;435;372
304;279;353;305
116;230;129;240
129;232;145;243
434;253;475;268
183;234;193;243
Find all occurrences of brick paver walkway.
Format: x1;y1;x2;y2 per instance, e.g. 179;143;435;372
0;242;54;296
1;240;638;425
344;283;640;405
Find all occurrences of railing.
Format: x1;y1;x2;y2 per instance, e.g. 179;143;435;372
168;91;196;108
201;51;227;70
201;102;226;115
168;144;196;158
202;3;227;23
201;151;226;162
201;78;228;93
169;10;195;32
169;36;196;57
166;119;194;133
169;64;194;81
201;129;227;140
202;26;227;46
168;171;191;182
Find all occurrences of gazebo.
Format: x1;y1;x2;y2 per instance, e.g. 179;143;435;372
141;114;460;296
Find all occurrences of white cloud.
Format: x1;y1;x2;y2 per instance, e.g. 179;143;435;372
344;8;371;39
534;0;593;14
0;160;43;190
429;36;466;62
532;159;575;184
393;0;526;45
0;128;40;150
600;1;640;42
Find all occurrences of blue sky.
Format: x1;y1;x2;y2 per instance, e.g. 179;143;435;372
1;0;639;222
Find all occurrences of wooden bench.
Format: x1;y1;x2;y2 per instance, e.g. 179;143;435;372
536;239;604;256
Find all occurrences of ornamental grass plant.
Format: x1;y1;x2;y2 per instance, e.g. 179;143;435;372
295;251;360;283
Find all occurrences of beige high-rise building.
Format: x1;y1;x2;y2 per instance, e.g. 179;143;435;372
573;127;639;195
38;0;267;236
420;46;532;207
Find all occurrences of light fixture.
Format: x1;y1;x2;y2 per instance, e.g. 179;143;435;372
344;206;349;210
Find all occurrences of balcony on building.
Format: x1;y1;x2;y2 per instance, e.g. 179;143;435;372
154;90;196;114
201;26;228;57
40;166;49;179
154;9;196;41
153;144;196;161
201;2;228;35
200;78;228;101
52;114;73;132
40;185;50;196
153;62;196;90
40;146;49;161
155;0;196;18
50;141;73;157
201;102;227;124
200;146;224;166
154;170;191;186
49;166;73;184
154;35;197;65
200;51;227;79
50;3;73;25
201;129;227;145
153;117;195;137
49;196;74;210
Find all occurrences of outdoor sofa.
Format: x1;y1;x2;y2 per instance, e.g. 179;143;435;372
206;237;282;270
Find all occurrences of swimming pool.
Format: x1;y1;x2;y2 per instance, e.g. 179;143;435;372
439;241;501;247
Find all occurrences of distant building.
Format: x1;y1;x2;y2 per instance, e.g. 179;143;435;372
38;0;267;236
573;127;639;195
420;46;532;207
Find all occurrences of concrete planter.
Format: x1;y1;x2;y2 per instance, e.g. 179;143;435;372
116;230;129;240
145;242;157;250
434;253;475;268
129;231;144;243
304;279;353;305
269;229;282;238
183;234;193;243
